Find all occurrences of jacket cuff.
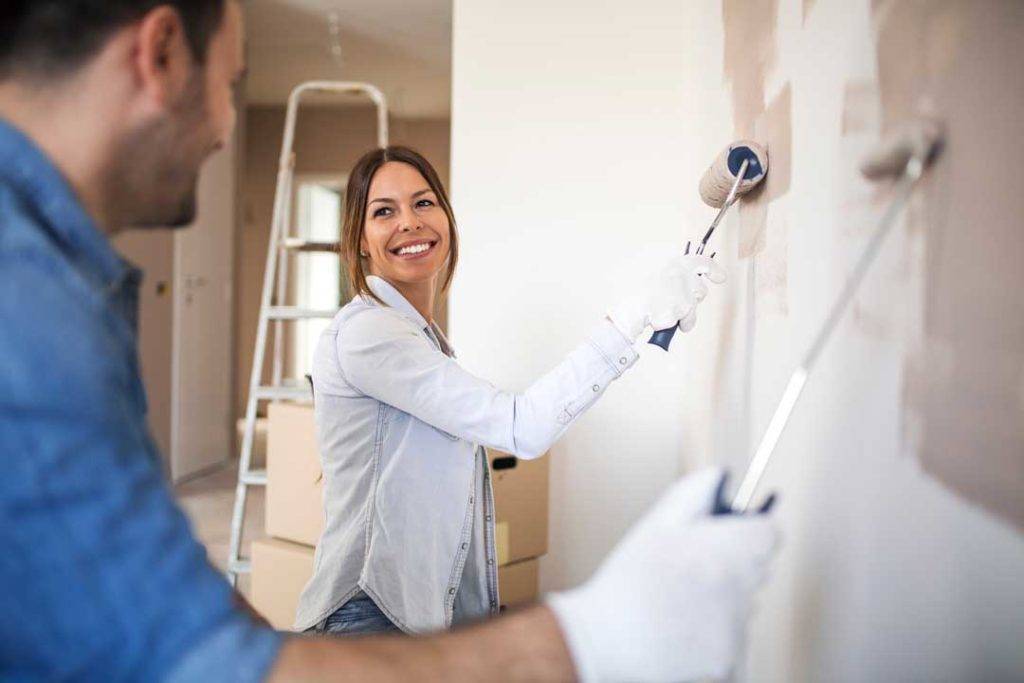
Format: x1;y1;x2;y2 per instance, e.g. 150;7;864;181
588;319;639;378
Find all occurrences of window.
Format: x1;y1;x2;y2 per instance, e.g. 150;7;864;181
291;176;348;378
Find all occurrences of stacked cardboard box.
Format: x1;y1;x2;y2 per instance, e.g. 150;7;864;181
487;447;548;613
250;403;549;630
250;403;320;630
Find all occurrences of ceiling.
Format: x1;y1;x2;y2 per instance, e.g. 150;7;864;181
244;0;452;119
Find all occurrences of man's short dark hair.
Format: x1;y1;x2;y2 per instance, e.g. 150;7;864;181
0;1;227;80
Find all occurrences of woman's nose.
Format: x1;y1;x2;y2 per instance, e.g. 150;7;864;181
397;214;421;232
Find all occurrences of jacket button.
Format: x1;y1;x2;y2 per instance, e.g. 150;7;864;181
448;588;456;595
485;515;492;522
469;496;474;504
488;559;494;566
592;384;600;392
461;542;468;550
619;356;628;364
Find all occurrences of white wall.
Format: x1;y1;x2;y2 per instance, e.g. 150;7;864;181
450;0;1024;680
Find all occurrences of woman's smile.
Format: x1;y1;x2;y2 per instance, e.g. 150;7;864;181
389;238;439;260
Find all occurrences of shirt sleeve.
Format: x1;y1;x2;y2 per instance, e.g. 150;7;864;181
337;307;639;459
0;255;281;681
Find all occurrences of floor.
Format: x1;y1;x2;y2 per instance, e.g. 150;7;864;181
175;461;266;598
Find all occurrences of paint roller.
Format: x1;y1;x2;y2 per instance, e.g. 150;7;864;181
716;118;946;514
649;140;769;350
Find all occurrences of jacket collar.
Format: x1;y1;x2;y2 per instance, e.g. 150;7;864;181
365;275;455;357
366;275;430;330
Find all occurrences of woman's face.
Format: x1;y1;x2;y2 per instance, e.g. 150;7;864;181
361;161;450;288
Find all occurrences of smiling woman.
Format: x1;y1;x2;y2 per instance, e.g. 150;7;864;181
295;144;726;637
340;146;458;322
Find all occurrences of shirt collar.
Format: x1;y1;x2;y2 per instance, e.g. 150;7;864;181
0;117;129;290
365;275;455;356
366;275;430;330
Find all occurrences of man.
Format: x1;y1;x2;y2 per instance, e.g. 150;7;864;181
0;1;777;680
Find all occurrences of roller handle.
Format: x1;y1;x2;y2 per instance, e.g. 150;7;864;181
648;241;717;351
711;472;776;516
649;325;679;351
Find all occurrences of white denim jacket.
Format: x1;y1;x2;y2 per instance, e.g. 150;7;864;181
294;276;639;633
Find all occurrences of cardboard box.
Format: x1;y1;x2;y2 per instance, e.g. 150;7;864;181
498;558;540;609
266;403;324;546
250;537;315;630
488;449;549;566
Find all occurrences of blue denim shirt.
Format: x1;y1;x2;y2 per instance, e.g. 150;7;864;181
0;119;281;681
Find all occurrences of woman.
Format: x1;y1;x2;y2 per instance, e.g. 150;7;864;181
295;146;725;636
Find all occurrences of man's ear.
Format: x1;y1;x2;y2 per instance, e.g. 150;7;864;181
132;6;194;108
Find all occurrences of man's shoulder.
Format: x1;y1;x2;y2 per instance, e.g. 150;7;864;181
0;182;101;307
0;199;119;410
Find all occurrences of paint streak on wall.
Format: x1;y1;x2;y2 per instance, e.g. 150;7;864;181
740;83;792;258
873;0;1024;531
721;0;791;261
722;0;777;138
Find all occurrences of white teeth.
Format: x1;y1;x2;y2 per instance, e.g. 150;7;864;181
397;243;431;255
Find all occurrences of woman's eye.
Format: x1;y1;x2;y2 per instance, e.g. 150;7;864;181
416;199;435;208
373;207;392;218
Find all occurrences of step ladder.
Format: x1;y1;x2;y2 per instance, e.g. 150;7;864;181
227;81;389;586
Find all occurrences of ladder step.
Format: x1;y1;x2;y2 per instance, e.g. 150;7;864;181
228;559;252;574
254;385;313;402
281;237;341;253
240;469;268;486
265;306;337;320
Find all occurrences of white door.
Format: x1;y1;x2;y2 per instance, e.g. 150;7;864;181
171;134;237;482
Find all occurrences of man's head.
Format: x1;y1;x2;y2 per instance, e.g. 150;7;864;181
0;1;245;229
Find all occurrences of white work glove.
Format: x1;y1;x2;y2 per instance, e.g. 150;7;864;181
607;254;727;342
546;468;777;683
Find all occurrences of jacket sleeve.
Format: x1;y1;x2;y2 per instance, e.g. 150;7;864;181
336;308;639;459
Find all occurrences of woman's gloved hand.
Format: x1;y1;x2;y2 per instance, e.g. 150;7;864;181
546;468;778;683
607;254;726;343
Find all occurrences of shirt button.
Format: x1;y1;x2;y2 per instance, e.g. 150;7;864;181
461;542;468;550
448;588;456;595
592;384;600;392
469;496;474;504
485;515;492;522
619;356;628;364
487;559;495;566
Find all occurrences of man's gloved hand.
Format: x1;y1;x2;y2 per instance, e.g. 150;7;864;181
607;254;727;343
546;468;778;683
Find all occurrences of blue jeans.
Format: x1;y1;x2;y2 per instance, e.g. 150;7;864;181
319;594;402;636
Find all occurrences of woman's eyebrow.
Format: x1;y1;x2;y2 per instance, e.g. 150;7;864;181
369;190;433;206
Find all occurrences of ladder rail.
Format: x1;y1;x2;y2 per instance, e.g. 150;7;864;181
227;81;388;585
270;173;294;386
